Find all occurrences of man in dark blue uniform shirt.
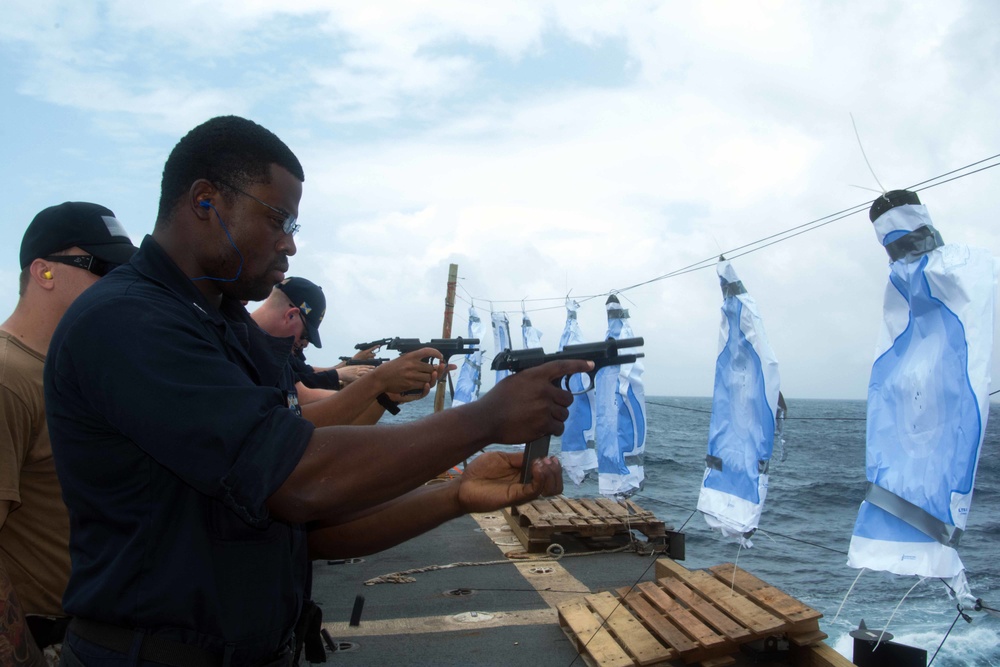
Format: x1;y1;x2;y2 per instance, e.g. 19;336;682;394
44;116;587;667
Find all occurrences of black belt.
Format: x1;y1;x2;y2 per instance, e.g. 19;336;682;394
68;618;292;667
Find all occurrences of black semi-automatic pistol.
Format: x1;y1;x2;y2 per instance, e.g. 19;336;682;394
338;357;390;367
385;337;480;395
354;338;393;351
386;337;479;364
490;337;644;483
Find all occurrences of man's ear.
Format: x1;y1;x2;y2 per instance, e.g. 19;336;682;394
29;258;57;291
190;179;219;220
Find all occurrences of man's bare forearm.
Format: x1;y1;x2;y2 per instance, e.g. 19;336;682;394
268;404;491;524
267;360;588;528
307;480;462;558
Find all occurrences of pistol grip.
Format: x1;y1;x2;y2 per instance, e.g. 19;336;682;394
520;436;551;484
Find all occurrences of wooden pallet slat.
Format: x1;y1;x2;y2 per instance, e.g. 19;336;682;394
559;600;636;667
632;582;728;650
559;560;843;667
587;592;676;666
684;570;786;635
708;564;822;627
616;586;699;654
657;578;752;642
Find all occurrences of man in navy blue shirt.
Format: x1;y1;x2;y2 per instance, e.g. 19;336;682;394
45;116;586;667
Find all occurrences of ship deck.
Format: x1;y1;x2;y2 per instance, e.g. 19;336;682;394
311;506;854;667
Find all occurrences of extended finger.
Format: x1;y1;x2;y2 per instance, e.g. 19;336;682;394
536;359;593;383
407;347;444;362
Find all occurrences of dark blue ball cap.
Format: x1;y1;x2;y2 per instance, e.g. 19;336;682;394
276;277;326;348
20;201;138;269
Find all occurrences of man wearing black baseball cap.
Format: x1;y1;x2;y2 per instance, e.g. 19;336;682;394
0;202;137;666
251;277;379;409
274;277;325;350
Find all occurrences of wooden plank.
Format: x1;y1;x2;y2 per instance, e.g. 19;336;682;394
557;496;606;529
513;502;545;527
632;582;727;650
616;586;699;654
581;498;621;521
656;557;692;582
530;497;563;525
789;641;855;667
548;497;589;528
587;592;675;666
707;564;822;626
558;600;635;667
565;496;599;520
503;509;548;551
657;578;752;642
684;569;785;635
699;657;736;667
788;630;828;647
595;497;630;519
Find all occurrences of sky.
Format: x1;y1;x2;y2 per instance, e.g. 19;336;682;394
1;0;998;399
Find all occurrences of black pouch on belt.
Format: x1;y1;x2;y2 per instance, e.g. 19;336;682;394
292;600;326;665
26;615;72;649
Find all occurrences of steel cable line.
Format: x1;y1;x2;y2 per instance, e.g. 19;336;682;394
461;154;1000;314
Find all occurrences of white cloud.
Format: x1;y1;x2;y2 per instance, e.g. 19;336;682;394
1;0;998;397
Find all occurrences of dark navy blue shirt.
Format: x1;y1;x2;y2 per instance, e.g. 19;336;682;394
44;236;315;666
289;352;341;391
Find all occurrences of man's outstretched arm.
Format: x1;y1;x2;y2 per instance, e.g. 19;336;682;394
307;452;564;559
267;359;590;525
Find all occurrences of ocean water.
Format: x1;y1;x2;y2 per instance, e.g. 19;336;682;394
397;395;1000;665
567;397;1000;666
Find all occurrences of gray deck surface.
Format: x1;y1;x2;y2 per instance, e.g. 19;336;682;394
309;512;845;667
310;513;671;666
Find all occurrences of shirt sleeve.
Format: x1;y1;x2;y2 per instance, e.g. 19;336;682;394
296;368;341;390
48;294;315;526
0;385;32;506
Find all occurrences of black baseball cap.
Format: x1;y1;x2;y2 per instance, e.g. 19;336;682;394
20;202;138;270
276;277;326;348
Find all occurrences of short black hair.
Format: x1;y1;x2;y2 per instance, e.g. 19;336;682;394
156;115;305;224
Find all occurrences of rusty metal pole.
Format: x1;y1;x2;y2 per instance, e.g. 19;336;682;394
434;263;459;413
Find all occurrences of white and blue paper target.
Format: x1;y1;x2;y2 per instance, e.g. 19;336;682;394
849;201;996;601
595;295;646;497
558;298;597;484
453;305;484;407
696;259;781;547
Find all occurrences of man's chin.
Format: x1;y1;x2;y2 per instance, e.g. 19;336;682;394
225;278;279;304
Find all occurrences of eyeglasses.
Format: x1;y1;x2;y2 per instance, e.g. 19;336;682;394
217;180;300;236
290;303;309;343
44;255;121;277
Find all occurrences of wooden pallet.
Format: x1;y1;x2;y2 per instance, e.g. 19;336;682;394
558;560;842;667
504;495;666;552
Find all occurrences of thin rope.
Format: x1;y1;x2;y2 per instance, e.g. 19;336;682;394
731;545;743;594
566;549;662;667
645;399;866;420
927;606;970;666
834;567;866;624
676;508;698;532
461;155;1000;312
875;576;927;650
850;113;887;194
637;490;851;556
363;543;640;586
